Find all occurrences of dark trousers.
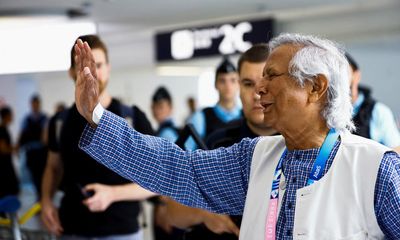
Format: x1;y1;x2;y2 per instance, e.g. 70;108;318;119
26;147;47;199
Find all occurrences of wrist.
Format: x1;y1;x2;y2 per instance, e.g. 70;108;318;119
41;197;53;206
91;103;104;126
199;209;212;224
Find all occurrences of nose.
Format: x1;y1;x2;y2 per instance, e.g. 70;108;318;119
256;78;268;97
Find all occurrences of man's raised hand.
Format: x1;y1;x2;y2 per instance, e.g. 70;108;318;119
74;39;99;127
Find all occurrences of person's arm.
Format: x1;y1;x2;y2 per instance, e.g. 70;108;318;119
40;150;64;236
374;151;400;238
371;103;400;148
82;183;158;212
79;110;256;215
164;197;239;236
74;39;256;214
0;139;12;154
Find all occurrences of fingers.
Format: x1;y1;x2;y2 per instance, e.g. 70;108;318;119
225;218;240;236
74;39;84;71
82;41;97;79
41;207;63;236
84;183;97;192
74;39;96;79
204;214;239;235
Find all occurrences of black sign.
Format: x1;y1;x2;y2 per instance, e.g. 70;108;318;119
155;18;274;61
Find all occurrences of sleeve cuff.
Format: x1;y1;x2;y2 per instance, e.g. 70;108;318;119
92;103;105;125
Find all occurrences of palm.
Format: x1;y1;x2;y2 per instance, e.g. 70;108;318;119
74;40;99;125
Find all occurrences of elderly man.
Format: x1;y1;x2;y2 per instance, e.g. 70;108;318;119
74;33;400;239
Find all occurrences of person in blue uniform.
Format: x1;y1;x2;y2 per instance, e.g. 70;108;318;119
346;52;400;149
186;57;242;149
151;86;180;142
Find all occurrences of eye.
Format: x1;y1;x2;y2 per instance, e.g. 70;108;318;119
241;80;254;87
268;73;285;80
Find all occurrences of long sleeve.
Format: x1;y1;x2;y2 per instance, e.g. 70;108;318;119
79;110;259;215
374;151;400;239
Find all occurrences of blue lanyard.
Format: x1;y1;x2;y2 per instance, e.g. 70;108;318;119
269;128;339;199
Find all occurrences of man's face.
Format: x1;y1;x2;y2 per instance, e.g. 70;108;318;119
259;44;312;131
152;99;172;124
31;100;41;113
91;48;110;94
349;66;361;104
215;72;240;102
239;61;265;128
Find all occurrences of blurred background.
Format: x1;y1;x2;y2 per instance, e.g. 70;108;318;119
0;0;400;138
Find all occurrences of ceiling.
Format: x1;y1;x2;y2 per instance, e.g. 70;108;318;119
1;0;399;69
1;0;397;30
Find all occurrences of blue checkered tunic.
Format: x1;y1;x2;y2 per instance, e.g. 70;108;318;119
79;110;400;239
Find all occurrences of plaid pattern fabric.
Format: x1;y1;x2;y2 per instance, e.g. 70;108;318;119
80;110;400;239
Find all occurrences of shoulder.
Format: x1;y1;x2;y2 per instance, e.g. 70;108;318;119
131;105;149;120
206;119;243;148
342;132;390;151
372;102;395;118
189;110;205;123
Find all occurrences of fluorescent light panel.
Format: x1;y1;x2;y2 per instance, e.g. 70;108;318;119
0;17;96;75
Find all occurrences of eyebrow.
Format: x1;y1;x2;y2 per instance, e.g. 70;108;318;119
262;66;273;78
241;78;254;83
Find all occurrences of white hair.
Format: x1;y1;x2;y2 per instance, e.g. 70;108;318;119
268;33;354;133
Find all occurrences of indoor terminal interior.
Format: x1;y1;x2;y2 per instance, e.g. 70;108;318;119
1;0;400;240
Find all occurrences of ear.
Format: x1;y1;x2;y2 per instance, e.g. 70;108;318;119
352;70;361;87
308;74;328;103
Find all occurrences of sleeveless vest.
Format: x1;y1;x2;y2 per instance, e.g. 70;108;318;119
240;133;388;240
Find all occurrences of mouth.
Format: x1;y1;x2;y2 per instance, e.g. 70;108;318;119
253;105;265;111
261;102;273;112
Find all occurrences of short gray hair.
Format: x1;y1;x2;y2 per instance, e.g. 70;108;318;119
268;33;354;133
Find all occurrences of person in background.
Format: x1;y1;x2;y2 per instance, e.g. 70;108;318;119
0;106;19;199
150;86;185;240
186;57;241;149
164;44;279;240
74;33;400;239
184;97;197;124
346;52;400;149
151;86;180;142
18;94;47;200
41;35;156;240
54;102;67;114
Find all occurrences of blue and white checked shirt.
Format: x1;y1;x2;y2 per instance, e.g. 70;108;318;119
80;110;400;239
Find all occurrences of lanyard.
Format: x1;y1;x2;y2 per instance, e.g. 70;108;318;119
265;128;339;240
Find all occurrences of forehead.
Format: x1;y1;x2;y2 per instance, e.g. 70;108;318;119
92;48;107;63
216;71;238;80
264;44;301;73
240;61;265;78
